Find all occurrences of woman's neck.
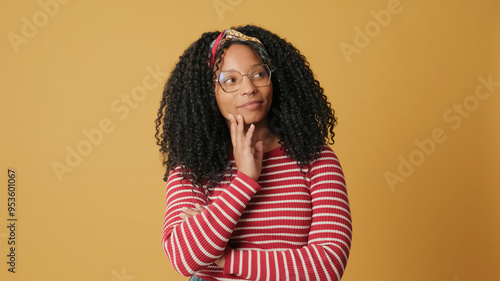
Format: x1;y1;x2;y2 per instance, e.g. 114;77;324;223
227;117;281;153
251;123;280;152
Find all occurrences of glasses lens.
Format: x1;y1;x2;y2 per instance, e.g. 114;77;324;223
218;71;241;92
249;65;271;87
217;64;271;93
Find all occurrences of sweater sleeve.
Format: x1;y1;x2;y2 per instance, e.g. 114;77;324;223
161;169;262;277
222;149;352;281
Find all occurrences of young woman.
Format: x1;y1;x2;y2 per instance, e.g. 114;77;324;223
155;25;352;281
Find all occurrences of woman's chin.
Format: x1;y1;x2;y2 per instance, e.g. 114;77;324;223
239;113;268;126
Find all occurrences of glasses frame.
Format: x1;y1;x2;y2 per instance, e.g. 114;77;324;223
214;64;273;93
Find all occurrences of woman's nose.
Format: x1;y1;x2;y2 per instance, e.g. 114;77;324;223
240;75;257;97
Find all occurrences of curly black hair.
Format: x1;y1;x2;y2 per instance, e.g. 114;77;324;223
155;25;337;199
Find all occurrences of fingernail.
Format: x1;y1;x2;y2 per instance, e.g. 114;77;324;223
181;207;187;211
195;203;200;208
228;114;232;120
238;114;241;120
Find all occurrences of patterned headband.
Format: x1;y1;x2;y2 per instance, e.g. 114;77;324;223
209;28;269;68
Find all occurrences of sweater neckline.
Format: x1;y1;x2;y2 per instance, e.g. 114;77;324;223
263;144;284;158
229;144;283;160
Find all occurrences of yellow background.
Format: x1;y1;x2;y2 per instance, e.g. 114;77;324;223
1;0;499;280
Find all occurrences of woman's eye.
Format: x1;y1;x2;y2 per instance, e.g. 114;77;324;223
252;71;267;79
222;77;236;84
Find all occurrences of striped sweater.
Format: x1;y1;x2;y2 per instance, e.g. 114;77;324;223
161;144;352;281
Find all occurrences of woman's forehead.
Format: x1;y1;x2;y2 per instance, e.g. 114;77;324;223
217;44;264;71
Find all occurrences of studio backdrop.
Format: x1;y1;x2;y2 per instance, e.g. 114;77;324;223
1;0;499;280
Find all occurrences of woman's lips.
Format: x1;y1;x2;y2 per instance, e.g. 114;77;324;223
238;101;263;110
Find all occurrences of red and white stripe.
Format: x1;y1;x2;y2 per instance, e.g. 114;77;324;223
162;145;352;280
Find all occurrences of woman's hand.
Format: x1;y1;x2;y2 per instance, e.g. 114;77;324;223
229;114;264;181
179;204;228;268
214;245;232;269
179;204;206;221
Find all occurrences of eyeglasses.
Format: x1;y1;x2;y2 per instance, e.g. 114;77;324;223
215;64;272;93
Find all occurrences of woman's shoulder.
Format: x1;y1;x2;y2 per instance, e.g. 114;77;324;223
166;165;195;186
311;144;343;168
319;144;338;158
